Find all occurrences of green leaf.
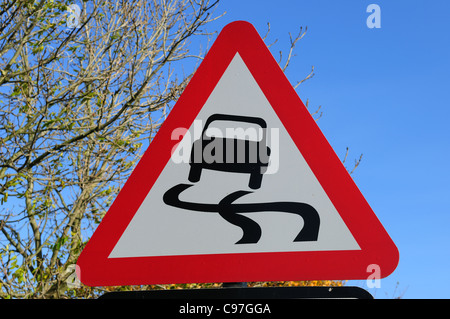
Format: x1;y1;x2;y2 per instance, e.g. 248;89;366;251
31;45;44;55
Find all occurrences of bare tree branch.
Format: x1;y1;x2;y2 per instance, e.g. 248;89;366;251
0;0;222;298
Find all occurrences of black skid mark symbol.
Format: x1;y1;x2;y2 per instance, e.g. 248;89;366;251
218;191;262;244
163;184;320;245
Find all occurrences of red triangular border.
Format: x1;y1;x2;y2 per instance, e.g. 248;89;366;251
76;21;399;286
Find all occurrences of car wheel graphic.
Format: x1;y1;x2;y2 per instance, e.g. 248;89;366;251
188;166;202;183
249;172;263;190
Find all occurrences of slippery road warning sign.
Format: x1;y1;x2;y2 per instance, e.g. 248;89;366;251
76;21;399;286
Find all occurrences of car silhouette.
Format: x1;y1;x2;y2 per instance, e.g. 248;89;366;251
188;114;271;190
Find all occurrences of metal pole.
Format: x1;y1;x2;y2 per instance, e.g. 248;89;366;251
222;282;248;288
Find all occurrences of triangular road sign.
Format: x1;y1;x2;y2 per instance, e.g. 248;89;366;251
76;21;399;287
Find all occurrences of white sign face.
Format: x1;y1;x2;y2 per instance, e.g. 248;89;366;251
109;53;360;259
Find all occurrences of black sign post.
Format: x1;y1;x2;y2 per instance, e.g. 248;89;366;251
99;286;373;299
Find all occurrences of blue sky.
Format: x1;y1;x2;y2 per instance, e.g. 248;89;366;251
205;0;450;298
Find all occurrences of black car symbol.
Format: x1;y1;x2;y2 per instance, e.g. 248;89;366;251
188;114;271;190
